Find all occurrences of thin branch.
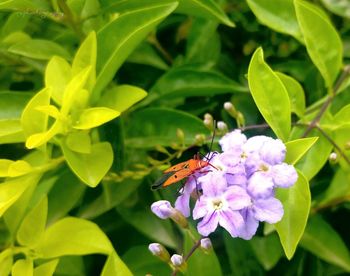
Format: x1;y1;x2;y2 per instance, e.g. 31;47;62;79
171;239;202;276
302;65;350;137
315;125;350;166
312;194;350;213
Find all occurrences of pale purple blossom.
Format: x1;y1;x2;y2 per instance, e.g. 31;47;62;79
170;254;183;266
200;238;212;250
150;129;298;241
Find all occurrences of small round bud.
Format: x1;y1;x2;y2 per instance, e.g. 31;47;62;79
224;102;233;111
200;238;212;251
329;152;337;163
171;254;184;266
204;113;213;121
345;141;350;150
195;134;206;145
148;243;170;262
203;118;212;127
177;128;185;141
151;200;175;219
217;121;228;131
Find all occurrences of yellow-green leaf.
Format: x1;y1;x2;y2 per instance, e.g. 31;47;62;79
73;107;120;130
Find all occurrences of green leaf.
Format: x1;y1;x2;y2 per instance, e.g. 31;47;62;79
17;196;48;247
247;0;302;41
275;170;310;259
72;31;97;91
1;12;29;38
47;170;86;224
0;248;13;276
301;215;350;272
61;141;113;187
35;217;113;258
0;92;32;120
93;2;178;102
66;132;91;154
177;0;234;27
0;174;41;217
140;65;247;107
224;233;264;275
185;18;220;66
99;85;147;113
12;259;33;276
248;47;291;141
25;121;63;149
21;87;50;137
8;160;32;177
285;137;318;165
116;205;177;249
276;72;306;117
333;124;350;169
316;168;350;207
73;107;120;129
295;0;343;88
45;56;72;105
290;126;332;180
184;232;222;276
125;108;210;148
0;0;49;10
8;39;71;60
78;178;142;219
0;159;12;177
249;233;284;270
320;0;350;19
0;119;24;144
127;41;169;70
333;104;350;125
101;251;133;276
61;67;92;115
33;259;59;276
123;245;170;275
54;256;85;275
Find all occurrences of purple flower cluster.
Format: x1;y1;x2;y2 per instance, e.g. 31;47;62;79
152;130;298;240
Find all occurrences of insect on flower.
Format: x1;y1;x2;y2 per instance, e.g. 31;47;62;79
152;126;218;190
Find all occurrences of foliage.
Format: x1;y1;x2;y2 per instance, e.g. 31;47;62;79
0;0;350;275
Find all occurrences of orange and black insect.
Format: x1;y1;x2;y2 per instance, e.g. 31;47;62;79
152;125;217;190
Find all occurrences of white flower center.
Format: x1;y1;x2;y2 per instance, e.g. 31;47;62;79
212;198;224;210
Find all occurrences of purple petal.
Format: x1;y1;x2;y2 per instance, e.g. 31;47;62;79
259;139;286;165
253;197;284;223
197;211;219;237
219;130;247;152
271;163;298;188
244;153;261;176
247;172;274;198
200;171;227;197
238;208;259;240
243;136;271;154
224;185;251;210
151;200;175;219
226;172;247;186
218;209;244;237
192;197;208;219
219;152;241;168
175;193;191;217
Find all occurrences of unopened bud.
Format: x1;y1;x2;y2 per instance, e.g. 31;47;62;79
150;200;188;228
148;243;170;262
217;121;228;133
195;134;206;145
329;152;337;163
224;102;238;118
177;128;185;142
200;238;212;252
345;141;350;150
204;113;213;121
236;112;245;127
171;254;184;266
170;254;187;272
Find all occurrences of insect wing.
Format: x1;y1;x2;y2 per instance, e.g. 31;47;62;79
162;168;192;187
163;161;190;173
151;171;176;190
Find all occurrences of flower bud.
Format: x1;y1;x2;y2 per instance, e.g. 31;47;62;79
195;134;206;145
329;152;337;163
151;200;175;219
170;254;187;272
217;121;228;133
224;102;238;118
151;200;188;228
200;238;213;252
177;128;185;142
148;243;170;262
236;112;245;127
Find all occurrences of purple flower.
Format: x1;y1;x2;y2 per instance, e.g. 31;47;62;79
239;197;284;240
151;200;175;219
148;243;162;255
219;130;247;153
193;172;251;237
200;238;212;250
175;177;196;217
